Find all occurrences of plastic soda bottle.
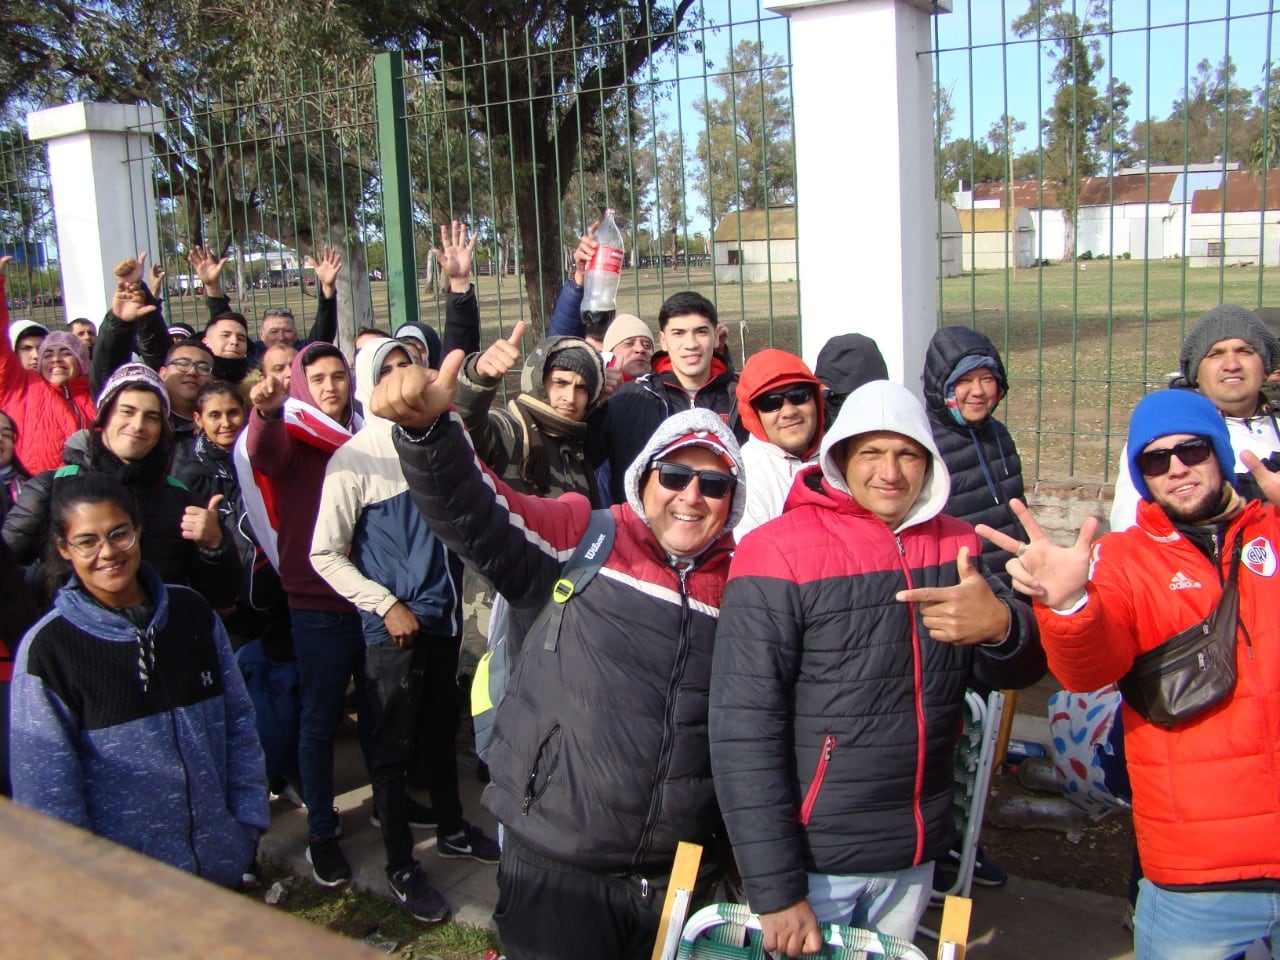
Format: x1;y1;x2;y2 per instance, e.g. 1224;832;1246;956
581;209;625;315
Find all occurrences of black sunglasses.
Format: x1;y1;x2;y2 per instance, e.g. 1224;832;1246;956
654;462;735;500
1135;436;1214;478
754;385;813;414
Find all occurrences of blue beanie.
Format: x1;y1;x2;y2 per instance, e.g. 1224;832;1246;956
1126;390;1235;501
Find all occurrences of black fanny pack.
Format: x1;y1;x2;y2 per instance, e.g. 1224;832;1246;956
1118;541;1241;729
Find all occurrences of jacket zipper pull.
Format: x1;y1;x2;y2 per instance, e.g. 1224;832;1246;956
640;878;650;898
522;772;537;815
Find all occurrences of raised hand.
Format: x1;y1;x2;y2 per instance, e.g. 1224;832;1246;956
896;545;1011;645
188;245;228;290
372;348;465;430
249;373;288;418
474;320;527;381
150;262;166;295
431;220;478;292
111;281;157;324
112;252;147;285
976;499;1097;610
572;222;600;286
0;255;11;274
305;244;342;297
1241;450;1280;507
181;494;225;550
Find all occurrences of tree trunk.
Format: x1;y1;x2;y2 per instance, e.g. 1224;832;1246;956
326;218;372;359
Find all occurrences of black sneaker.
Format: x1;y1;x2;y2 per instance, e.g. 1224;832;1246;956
370;797;438;829
306;836;352;887
437;822;500;864
387;863;450;923
946;846;1008;887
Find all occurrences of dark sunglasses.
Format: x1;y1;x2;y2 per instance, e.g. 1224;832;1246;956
754;385;813;413
1135;436;1214;478
654;462;735;500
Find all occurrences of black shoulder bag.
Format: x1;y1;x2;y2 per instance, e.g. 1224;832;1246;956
1118;541;1242;729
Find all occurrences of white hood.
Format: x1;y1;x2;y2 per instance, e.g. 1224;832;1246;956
818;379;951;532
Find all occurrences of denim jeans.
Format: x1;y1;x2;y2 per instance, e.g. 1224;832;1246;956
807;862;935;942
1135;879;1280;960
291;607;370;840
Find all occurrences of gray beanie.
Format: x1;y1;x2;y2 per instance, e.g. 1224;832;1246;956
1179;304;1279;385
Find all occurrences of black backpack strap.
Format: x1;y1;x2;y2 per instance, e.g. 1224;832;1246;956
537;508;616;653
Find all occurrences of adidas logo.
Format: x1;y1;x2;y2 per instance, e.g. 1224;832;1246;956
1169;571;1202;591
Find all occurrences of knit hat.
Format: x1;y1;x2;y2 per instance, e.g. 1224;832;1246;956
602;314;654;353
1178;304;1279;385
38;331;88;379
168;322;196;339
95;362;171;423
1126;390;1235;502
546;344;601;397
8;318;48;351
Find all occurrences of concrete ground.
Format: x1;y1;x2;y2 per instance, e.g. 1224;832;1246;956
259;687;1137;960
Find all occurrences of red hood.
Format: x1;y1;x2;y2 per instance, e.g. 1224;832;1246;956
734;348;824;456
652;351;731;389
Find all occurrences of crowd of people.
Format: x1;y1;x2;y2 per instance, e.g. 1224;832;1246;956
0;220;1278;960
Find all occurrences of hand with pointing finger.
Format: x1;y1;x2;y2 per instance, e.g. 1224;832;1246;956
182;494;226;550
896;545;1011;645
474;320;527;381
372;348;466;430
975;499;1097;610
250;373;288;419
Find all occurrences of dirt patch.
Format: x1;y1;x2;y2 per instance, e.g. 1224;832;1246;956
982;767;1136;901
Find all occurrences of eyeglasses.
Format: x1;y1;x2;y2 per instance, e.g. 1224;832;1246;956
654;462;735;500
754;385;813;414
1135;436;1215;478
167;357;213;376
64;524;138;559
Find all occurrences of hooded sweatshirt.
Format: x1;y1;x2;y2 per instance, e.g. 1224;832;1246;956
310;339;463;644
711;380;1043;913
0;279;95;473
922;327;1026;585
733;349;824;540
245;343;359;611
391;406;743;871
454;335;606;502
10;564;268;888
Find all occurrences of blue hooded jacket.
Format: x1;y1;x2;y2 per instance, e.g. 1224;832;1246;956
10;564;268;888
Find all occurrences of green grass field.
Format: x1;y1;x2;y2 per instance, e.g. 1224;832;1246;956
19;258;1274;482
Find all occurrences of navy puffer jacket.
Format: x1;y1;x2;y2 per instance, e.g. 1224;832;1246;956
922;327;1026;585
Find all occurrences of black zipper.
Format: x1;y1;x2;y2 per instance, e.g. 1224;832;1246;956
521;723;561;815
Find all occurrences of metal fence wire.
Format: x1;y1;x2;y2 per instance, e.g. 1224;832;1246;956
0;129;61;328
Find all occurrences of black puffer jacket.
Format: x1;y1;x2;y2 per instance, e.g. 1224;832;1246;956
393;410;741;874
2;434;241;610
923;327;1026;585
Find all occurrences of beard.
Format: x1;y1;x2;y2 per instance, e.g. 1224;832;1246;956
1159;483;1226;524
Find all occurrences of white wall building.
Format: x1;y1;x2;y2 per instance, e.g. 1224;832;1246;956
712;205;798;284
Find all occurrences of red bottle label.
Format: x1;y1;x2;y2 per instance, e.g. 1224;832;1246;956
587;245;624;274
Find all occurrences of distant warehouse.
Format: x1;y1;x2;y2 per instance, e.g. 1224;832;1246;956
713;204;797;284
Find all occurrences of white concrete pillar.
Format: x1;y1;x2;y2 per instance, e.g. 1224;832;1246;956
26;102;165;326
767;0;948;396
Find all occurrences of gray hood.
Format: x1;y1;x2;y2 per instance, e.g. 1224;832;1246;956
819;379;951;533
354;337;416;427
623;407;747;540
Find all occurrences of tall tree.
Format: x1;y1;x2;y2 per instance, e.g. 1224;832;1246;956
694;39;795;225
1131;58;1256;167
1013;0;1132;260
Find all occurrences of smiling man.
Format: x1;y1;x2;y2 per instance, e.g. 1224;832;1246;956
710;379;1043;955
980;389;1280;960
590;291;745;504
159;340;215;449
372;342;744;959
1112;304;1280;528
734;348;824;540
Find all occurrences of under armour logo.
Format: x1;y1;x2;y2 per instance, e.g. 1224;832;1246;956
200;671;214;687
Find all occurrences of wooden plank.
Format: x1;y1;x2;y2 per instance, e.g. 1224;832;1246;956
993;688;1018;769
651;841;704;960
0;797;377;959
937;895;973;960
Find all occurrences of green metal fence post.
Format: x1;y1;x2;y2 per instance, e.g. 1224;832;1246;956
375;51;420;329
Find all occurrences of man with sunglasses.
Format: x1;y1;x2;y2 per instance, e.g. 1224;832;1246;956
733;349;824;540
711;380;1044;954
979;389;1280;960
1111;304;1280;529
373;348;744;960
